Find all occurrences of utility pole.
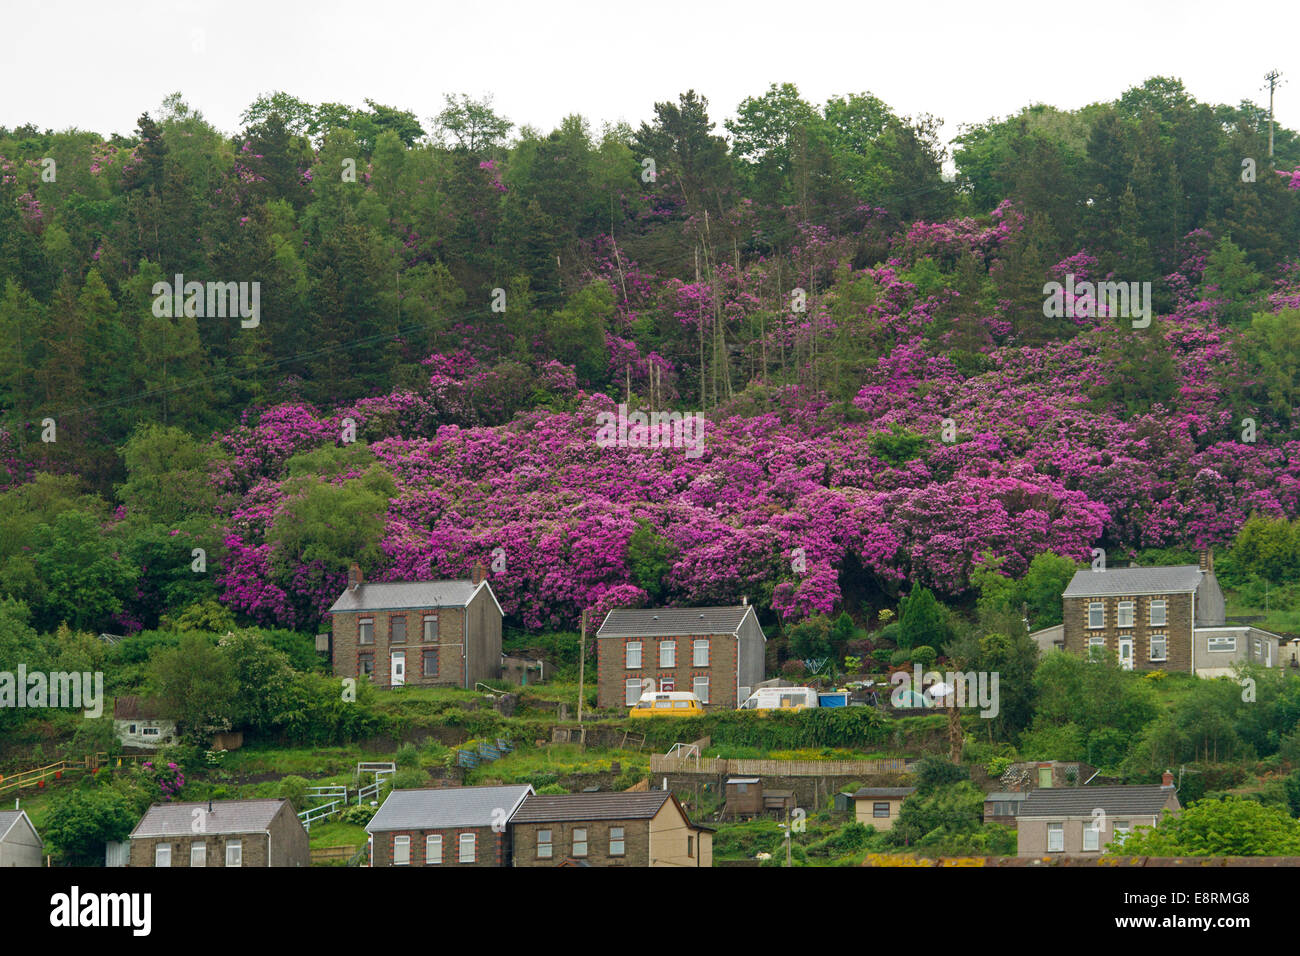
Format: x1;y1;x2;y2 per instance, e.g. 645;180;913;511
578;609;587;748
1264;69;1283;159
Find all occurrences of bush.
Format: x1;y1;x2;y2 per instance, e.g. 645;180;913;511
781;660;808;679
536;783;569;795
394;743;421;769
389;768;427;790
339;804;377;826
277;775;310;811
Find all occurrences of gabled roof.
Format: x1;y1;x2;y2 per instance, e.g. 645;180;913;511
853;787;916;799
597;605;760;639
366;785;533;832
131;799;288;838
511;791;679;824
0;810;38;842
328;579;502;616
113;696;169;720
1062;566;1204;598
1019;785;1176;817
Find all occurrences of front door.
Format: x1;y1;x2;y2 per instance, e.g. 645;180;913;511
1118;638;1133;670
391;650;405;686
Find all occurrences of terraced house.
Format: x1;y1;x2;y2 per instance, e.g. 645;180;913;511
510;791;713;867
596;603;766;709
128;799;309;868
1053;552;1287;675
329;564;503;689
366;785;533;867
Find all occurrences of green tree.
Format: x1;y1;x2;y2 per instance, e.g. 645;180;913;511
1113;797;1300;856
898;586;947;651
148;633;236;741
43;785;140;866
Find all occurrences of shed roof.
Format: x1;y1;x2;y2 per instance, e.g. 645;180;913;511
1019;785;1176;817
366;785;533;832
597;606;759;639
131;799;288;838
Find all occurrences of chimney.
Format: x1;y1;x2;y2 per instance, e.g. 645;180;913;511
348;564;363;590
471;561;486;586
741;596;748;606
1161;770;1174;788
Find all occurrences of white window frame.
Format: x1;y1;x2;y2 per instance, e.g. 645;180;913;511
610;826;625;857
390;615;406;643
426;834;442;865
694;675;709;704
1149;634;1167;662
1047;824;1064;853
537;829;552;859
155;844;171;867
625;678;644;706
459;833;475;863
1083;822;1100;851
1117;601;1135;629
358;617;374;645
626;641;642;669
392;835;410;865
225;840;242;867
423;614;439;642
1207;635;1236;653
1113;821;1131;846
1087;602;1104;629
659;640;676;668
572;828;588;858
693;639;710;667
190;843;206;867
1149;600;1167;627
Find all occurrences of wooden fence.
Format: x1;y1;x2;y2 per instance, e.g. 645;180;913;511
649;755;908;776
310;845;360;864
0;753;149;795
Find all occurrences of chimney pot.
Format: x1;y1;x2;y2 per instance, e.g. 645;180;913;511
1161;770;1174;788
348;564;363;590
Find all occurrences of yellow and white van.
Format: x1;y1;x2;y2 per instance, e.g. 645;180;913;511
629;690;705;718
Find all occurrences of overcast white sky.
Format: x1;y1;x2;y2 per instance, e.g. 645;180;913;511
7;0;1296;154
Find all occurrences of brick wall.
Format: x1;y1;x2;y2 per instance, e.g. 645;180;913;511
333;608;467;689
597;634;739;709
512;819;650;866
1062;593;1193;672
371;825;508;867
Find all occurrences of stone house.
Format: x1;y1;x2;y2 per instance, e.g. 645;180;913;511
128;798;309;867
596;603;766;709
328;564;503;690
1016;774;1181;857
112;696;178;750
511;791;713;867
0;810;42;867
365;784;534;867
853;787;916;832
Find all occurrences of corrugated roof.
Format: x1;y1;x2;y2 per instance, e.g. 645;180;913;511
131;799;287;837
366;785;533;832
597;606;755;638
853;787;917;799
1062;566;1203;598
1019;785;1175;817
511;792;673;823
329;580;478;613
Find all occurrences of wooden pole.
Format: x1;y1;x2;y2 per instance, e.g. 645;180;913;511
578;609;587;747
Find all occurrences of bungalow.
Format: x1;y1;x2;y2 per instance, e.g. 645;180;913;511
596;603;766;709
0;809;42;867
366;784;533;867
113;696;178;750
328;563;503;690
1016;774;1181;857
511;791;713;867
128;798;309;867
853;787;916;832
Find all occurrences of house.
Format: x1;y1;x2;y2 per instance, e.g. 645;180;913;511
853;787;916;832
328;563;503;690
983;791;1028;826
1058;551;1282;675
596;603;766;709
128;798;309;867
1016;773;1181;857
365;784;533;867
0;810;42;867
510;791;713;867
112;696;178;750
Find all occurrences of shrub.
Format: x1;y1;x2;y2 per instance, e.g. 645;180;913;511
394;743;421;769
781;659;808;679
277;775;310;811
339;804;377;826
389;768;427;790
536;783;569;795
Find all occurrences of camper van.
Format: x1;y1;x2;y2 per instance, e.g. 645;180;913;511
629;690;705;718
738;687;820;712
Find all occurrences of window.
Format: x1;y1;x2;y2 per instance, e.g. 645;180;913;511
358;618;374;645
1149;634;1167;662
694;676;709;704
626;641;642;668
1083;822;1100;851
459;833;475;863
1087;636;1105;661
1114;821;1131;845
393;835;410;865
687;836;694;858
610;827;625;856
155;844;171;867
1207;635;1236;653
423;614;439;642
142;727;160;737
390;616;406;643
873;802;890;818
537;830;552;859
625;679;644;706
693;639;709;667
1117;601;1134;628
660;640;676;668
1149;600;1167;626
358;652;374;676
190;843;206;867
1087;602;1104;629
422;649;438;677
1047;824;1064;852
129;724;137;734
225;840;242;867
659;677;675;692
426;834;442;864
735;782;748;794
572;828;588;858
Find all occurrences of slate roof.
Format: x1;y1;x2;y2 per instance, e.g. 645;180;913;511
597;606;756;638
853;787;917;799
0;810;36;840
1019;785;1176;817
131;799;287;837
984;792;1029;802
1062;566;1204;598
328;579;493;614
366;785;533;832
511;792;674;823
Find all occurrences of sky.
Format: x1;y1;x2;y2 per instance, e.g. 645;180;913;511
6;0;1297;156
